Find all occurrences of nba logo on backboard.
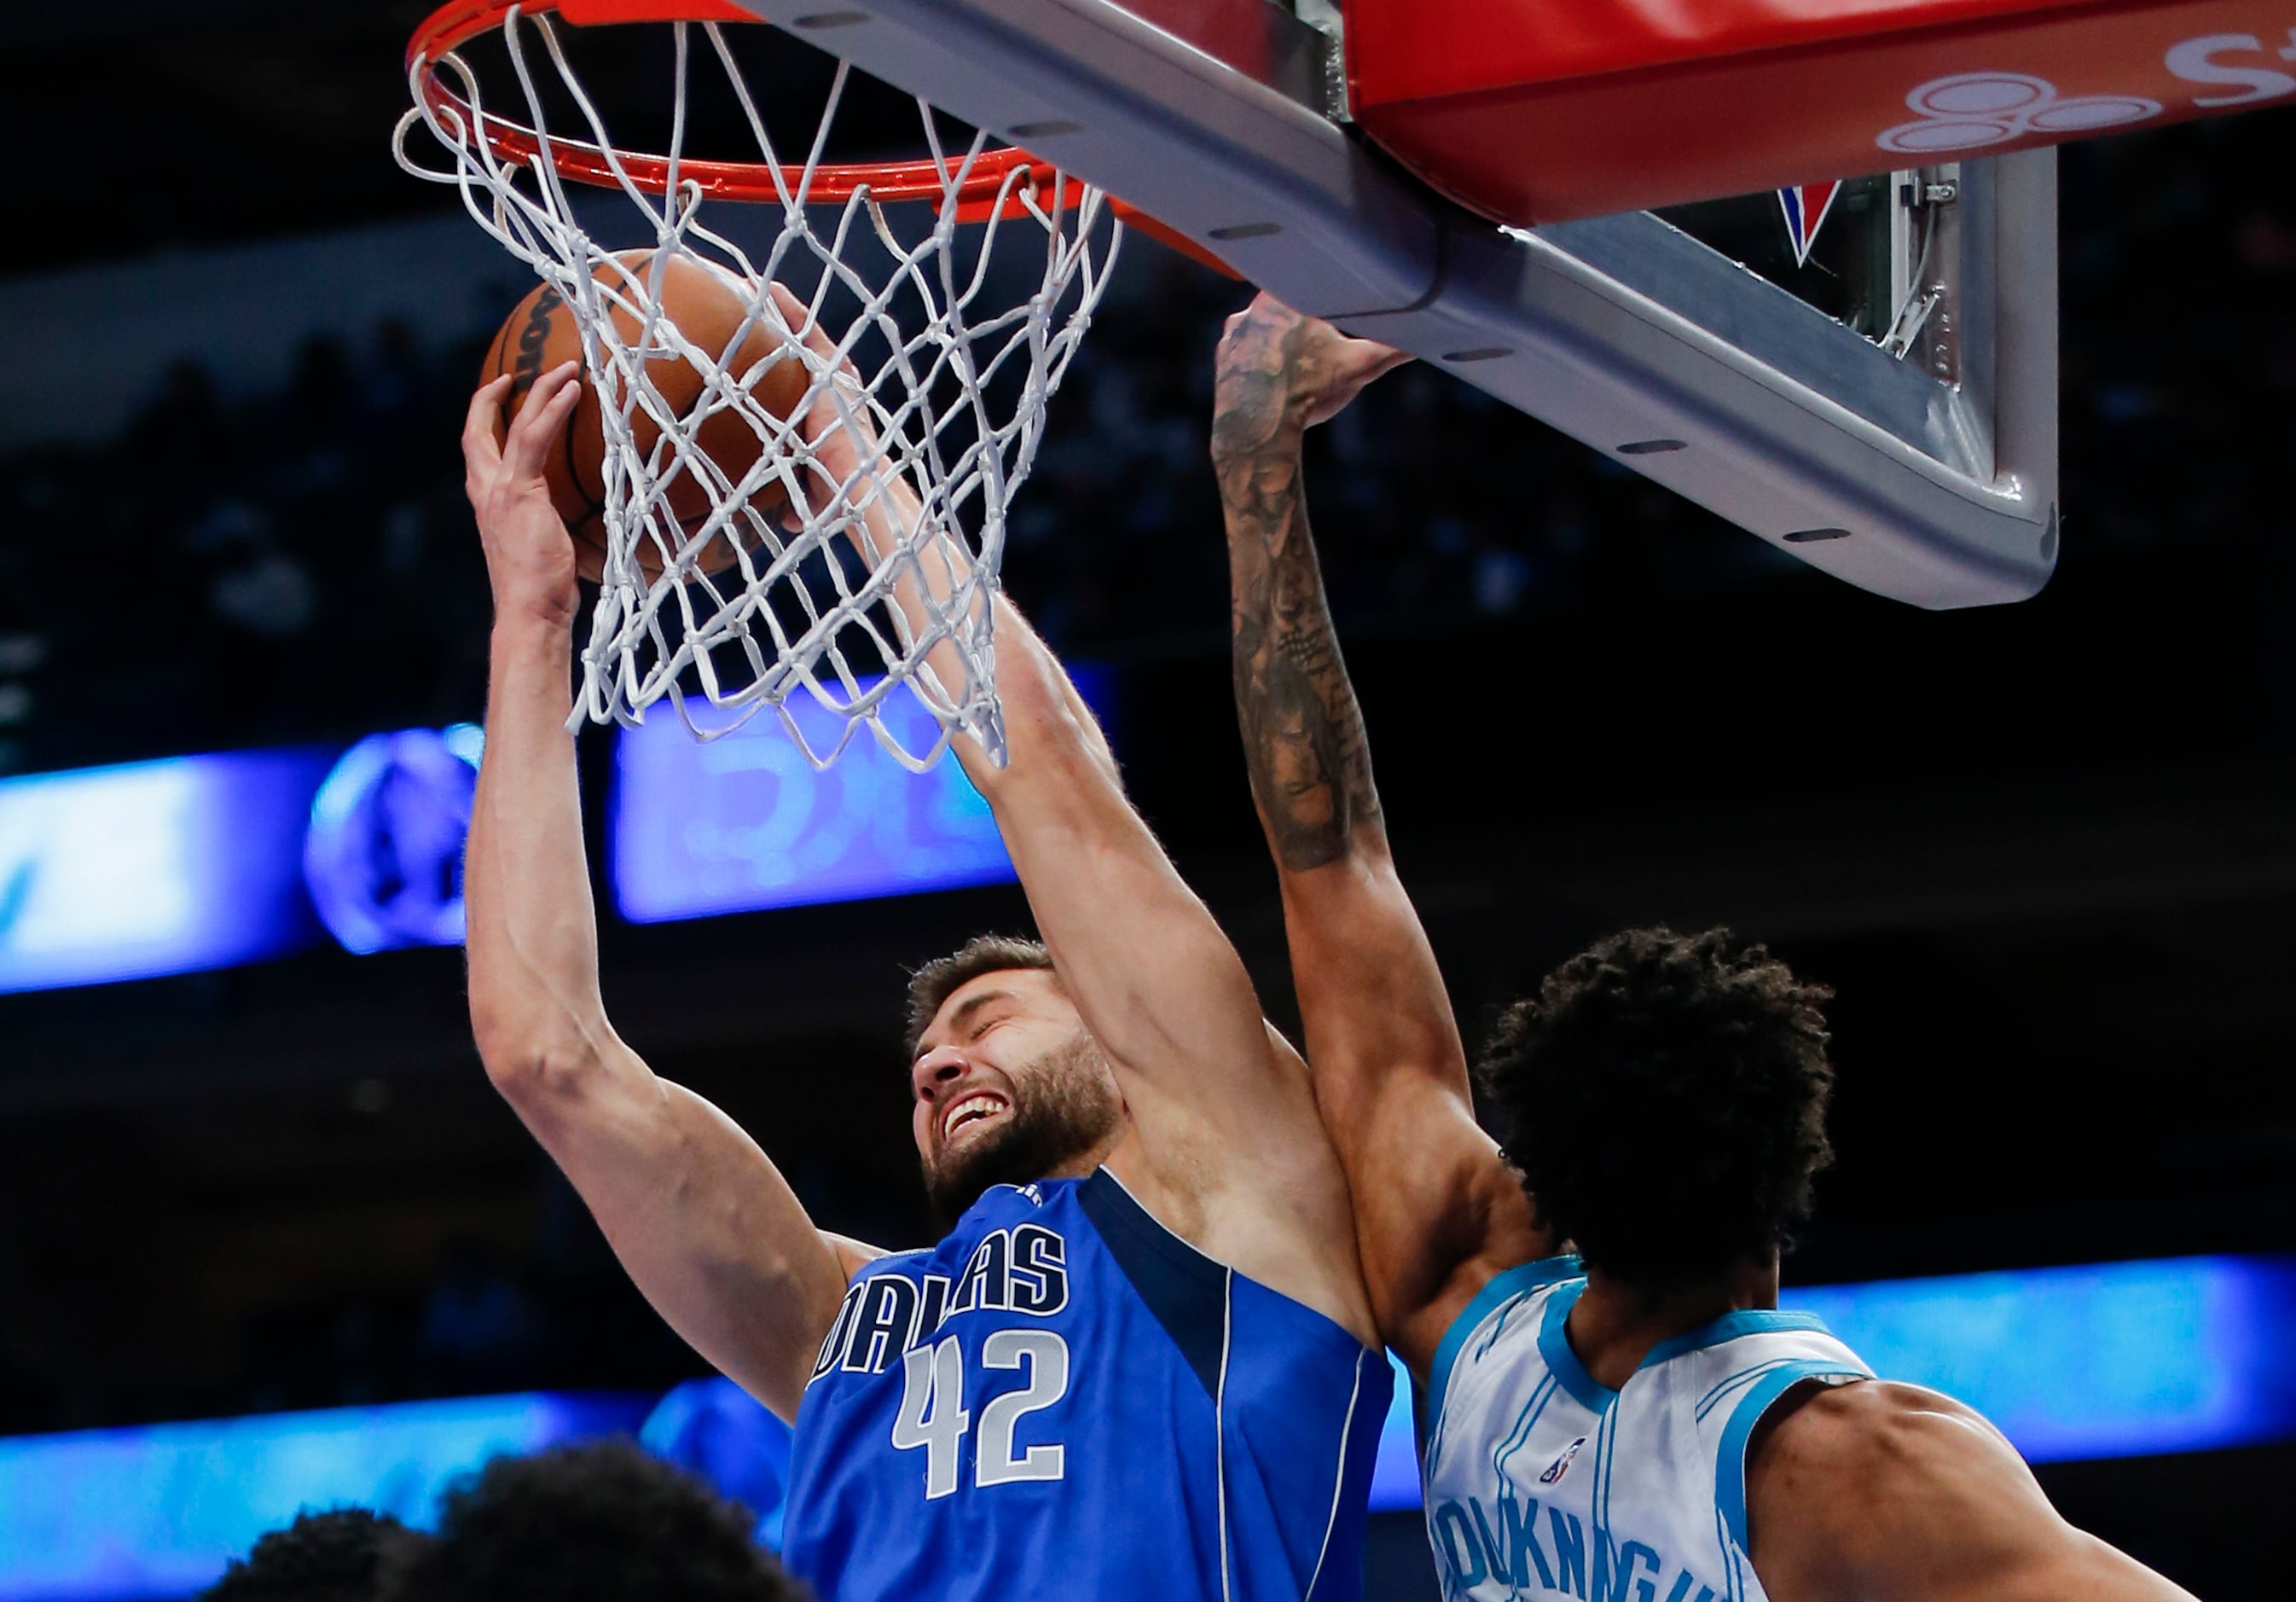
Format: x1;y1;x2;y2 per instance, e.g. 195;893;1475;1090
1539;1436;1589;1484
1777;182;1842;268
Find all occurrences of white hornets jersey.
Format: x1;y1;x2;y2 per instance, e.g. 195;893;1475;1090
1421;1257;1870;1602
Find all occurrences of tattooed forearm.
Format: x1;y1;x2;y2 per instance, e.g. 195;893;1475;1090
1215;327;1383;873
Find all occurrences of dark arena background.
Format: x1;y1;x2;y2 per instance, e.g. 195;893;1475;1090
3;4;2293;1597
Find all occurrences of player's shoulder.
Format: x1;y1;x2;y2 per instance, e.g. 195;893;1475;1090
1754;1377;1997;1475
1746;1380;2200;1601
1745;1379;2016;1558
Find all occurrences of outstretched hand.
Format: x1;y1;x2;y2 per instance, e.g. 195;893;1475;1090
463;363;584;630
1210;293;1411;464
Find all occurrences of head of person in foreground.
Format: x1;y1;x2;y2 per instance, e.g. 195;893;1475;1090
200;1508;430;1602
1478;925;1835;1292
904;934;1128;1222
385;1439;804;1602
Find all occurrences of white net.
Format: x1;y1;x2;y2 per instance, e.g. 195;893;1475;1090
395;7;1120;769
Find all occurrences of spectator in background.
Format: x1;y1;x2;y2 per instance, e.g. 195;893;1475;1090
200;1509;431;1602
384;1440;804;1602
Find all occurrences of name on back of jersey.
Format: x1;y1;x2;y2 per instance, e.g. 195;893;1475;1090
1428;1491;1725;1602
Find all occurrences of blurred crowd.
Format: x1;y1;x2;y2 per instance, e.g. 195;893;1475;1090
0;322;496;777
2;113;2289;781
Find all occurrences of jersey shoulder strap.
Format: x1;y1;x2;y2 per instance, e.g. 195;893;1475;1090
1680;1320;1871;1558
1428;1254;1586;1426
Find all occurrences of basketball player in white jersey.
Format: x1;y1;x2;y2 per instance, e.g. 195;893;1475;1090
1213;292;2196;1602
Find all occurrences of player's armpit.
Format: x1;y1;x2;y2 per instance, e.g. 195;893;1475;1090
821;1230;894;1277
1747;1381;2199;1602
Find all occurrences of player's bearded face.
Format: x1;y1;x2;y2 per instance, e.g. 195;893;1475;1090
920;1032;1122;1220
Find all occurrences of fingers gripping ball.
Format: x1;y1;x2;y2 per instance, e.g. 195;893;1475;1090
483;251;810;583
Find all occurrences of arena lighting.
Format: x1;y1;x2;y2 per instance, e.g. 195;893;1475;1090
304;724;485;954
1783;1253;2296;1463
0;676;1109;994
0;733;484;993
0;1392;650;1601
0;749;335;994
607;666;1115;926
0;1257;2285;1597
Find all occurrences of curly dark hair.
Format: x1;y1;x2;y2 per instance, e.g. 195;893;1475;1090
384;1440;804;1602
903;934;1056;1059
1477;926;1836;1289
200;1508;429;1602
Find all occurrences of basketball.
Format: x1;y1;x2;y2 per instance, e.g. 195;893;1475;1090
482;250;809;583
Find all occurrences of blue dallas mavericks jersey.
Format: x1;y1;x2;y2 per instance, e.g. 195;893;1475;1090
782;1170;1391;1602
1422;1257;1870;1602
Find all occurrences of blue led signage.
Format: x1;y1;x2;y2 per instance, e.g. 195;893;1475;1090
610;688;1018;925
0;1393;649;1601
304;725;484;955
0;750;334;995
0;728;488;995
1784;1253;2296;1463
0;666;1116;991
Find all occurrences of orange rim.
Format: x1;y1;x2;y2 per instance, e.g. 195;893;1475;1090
412;0;1070;214
405;0;1239;266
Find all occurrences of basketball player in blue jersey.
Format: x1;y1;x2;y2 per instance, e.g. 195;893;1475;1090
455;346;1389;1602
1213;293;2195;1602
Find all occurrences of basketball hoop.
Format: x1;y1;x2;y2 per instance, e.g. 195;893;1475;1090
394;0;1125;769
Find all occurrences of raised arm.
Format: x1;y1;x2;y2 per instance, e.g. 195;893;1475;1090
1213;294;1551;1370
791;305;1368;1332
461;365;854;1421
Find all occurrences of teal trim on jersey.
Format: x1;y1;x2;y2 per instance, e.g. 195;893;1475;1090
1427;1254;1582;1430
1713;1357;1872;1553
1696;1355;1827;1424
1640;1309;1830;1372
1536;1279;1617;1414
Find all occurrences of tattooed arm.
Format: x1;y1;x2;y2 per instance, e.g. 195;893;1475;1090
1215;294;1553;1374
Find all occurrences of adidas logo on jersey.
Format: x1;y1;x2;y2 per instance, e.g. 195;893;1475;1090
1538;1437;1587;1485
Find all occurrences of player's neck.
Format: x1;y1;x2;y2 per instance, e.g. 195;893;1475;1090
1045;1117;1133;1185
1565;1258;1781;1392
